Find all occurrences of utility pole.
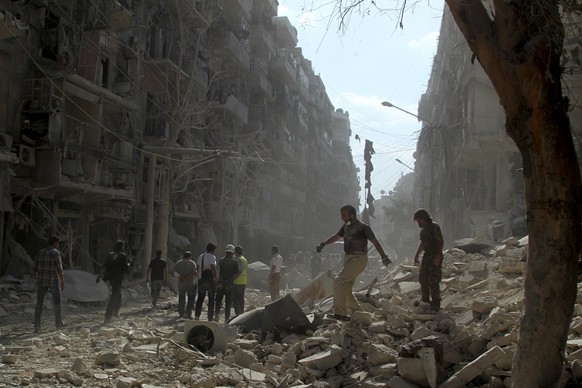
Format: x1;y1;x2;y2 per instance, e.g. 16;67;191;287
231;142;242;244
142;155;156;278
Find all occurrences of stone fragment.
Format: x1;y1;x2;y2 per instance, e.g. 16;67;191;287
55;333;71;345
71;358;88;374
502;237;519;246
367;343;398;366
95;352;121;366
471;297;499;314
352;311;374;325
267;354;282;364
411;326;439;341
281;351;297;368
387;376;420;388
271;342;283;355
234;348;259;368
369;362;397;378
439;346;504;388
1;354;18;364
394;272;415;283
34;368;59;378
298;345;343;370
399;282;421;295
398;358;428;386
468;261;487;276
369;321;387;333
117;376;138;388
419;347;438;388
498;262;525;274
232;338;259;350
61;371;83;386
94;373;109;380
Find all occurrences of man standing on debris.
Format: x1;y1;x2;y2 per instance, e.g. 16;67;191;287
33;236;65;332
413;208;444;313
268;245;283;301
215;244;241;322
146;250;167;309
233;245;248;316
174;251;197;318
97;240;131;323
317;205;392;321
195;243;218;321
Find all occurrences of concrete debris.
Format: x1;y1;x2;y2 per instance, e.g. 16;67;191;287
4;238;582;387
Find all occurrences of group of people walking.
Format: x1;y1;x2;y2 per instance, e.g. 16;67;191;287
32;204;443;331
148;243;249;323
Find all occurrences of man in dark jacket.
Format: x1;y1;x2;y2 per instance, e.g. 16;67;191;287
413;209;444;312
97;240;131;323
214;244;240;323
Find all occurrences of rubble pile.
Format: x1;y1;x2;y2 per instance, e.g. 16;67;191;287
3;236;582;387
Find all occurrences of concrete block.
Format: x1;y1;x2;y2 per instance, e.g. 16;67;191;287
439;346;504;388
34;368;59;378
234;348;259;368
352;311;374;325
394;272;415;283
369;362;397;378
498;262;525;274
471;297;499;314
399;282;421;295
71;358;88;374
468;261;487;276
397;357;428;387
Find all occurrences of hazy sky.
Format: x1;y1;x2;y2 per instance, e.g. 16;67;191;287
278;0;445;206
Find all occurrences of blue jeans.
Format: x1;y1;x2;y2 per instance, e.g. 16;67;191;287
35;283;62;331
195;280;215;320
178;284;197;318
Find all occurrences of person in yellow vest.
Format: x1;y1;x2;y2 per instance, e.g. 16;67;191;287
233;246;248;316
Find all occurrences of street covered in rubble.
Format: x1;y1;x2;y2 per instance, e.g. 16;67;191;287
3;236;582;387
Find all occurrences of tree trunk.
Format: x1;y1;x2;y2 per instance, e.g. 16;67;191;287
444;0;582;385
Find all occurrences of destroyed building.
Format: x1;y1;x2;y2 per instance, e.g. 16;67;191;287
414;5;582;242
0;0;360;276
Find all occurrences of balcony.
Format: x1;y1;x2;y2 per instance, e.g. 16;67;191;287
143;57;190;96
224;0;251;20
250;72;273;98
212;31;251;71
271;49;298;86
211;94;249;124
108;0;137;31
273;17;298;48
251;25;277;56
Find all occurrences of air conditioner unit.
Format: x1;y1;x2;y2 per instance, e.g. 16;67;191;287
19;145;36;167
124;36;140;58
0;134;13;149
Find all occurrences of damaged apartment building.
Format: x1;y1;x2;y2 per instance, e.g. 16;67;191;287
414;5;582;243
0;0;359;277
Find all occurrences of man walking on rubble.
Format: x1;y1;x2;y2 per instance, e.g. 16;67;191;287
233;245;248;316
33;236;65;333
97;240;131;323
317;205;392;321
268;245;283;301
146;250;167;309
413;208;444;313
215;244;240;322
195;243;218;321
174;251;197;318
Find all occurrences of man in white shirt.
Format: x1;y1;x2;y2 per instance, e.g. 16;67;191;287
194;243;217;321
268;245;283;301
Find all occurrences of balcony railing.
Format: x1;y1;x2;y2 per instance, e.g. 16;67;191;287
273;17;298;48
212;31;251;71
211;95;249;124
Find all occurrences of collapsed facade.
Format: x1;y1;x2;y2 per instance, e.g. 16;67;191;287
0;0;359;276
414;5;582;243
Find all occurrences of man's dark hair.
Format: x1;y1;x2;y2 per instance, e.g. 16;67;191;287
48;236;59;246
272;245;279;254
115;240;125;247
340;205;357;217
235;246;243;255
413;208;432;222
184;251;192;258
206;243;217;252
155;250;162;257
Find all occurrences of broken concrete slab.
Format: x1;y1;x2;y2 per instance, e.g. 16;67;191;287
352;311;374;325
398;357;429;387
399;282;421;295
34;368;59;378
498;262;526;274
471;297;499;314
439;346;505;388
234;348;259;368
293;271;334;306
387;376;421;388
298;344;343;370
367;343;398;366
95;352;121;366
